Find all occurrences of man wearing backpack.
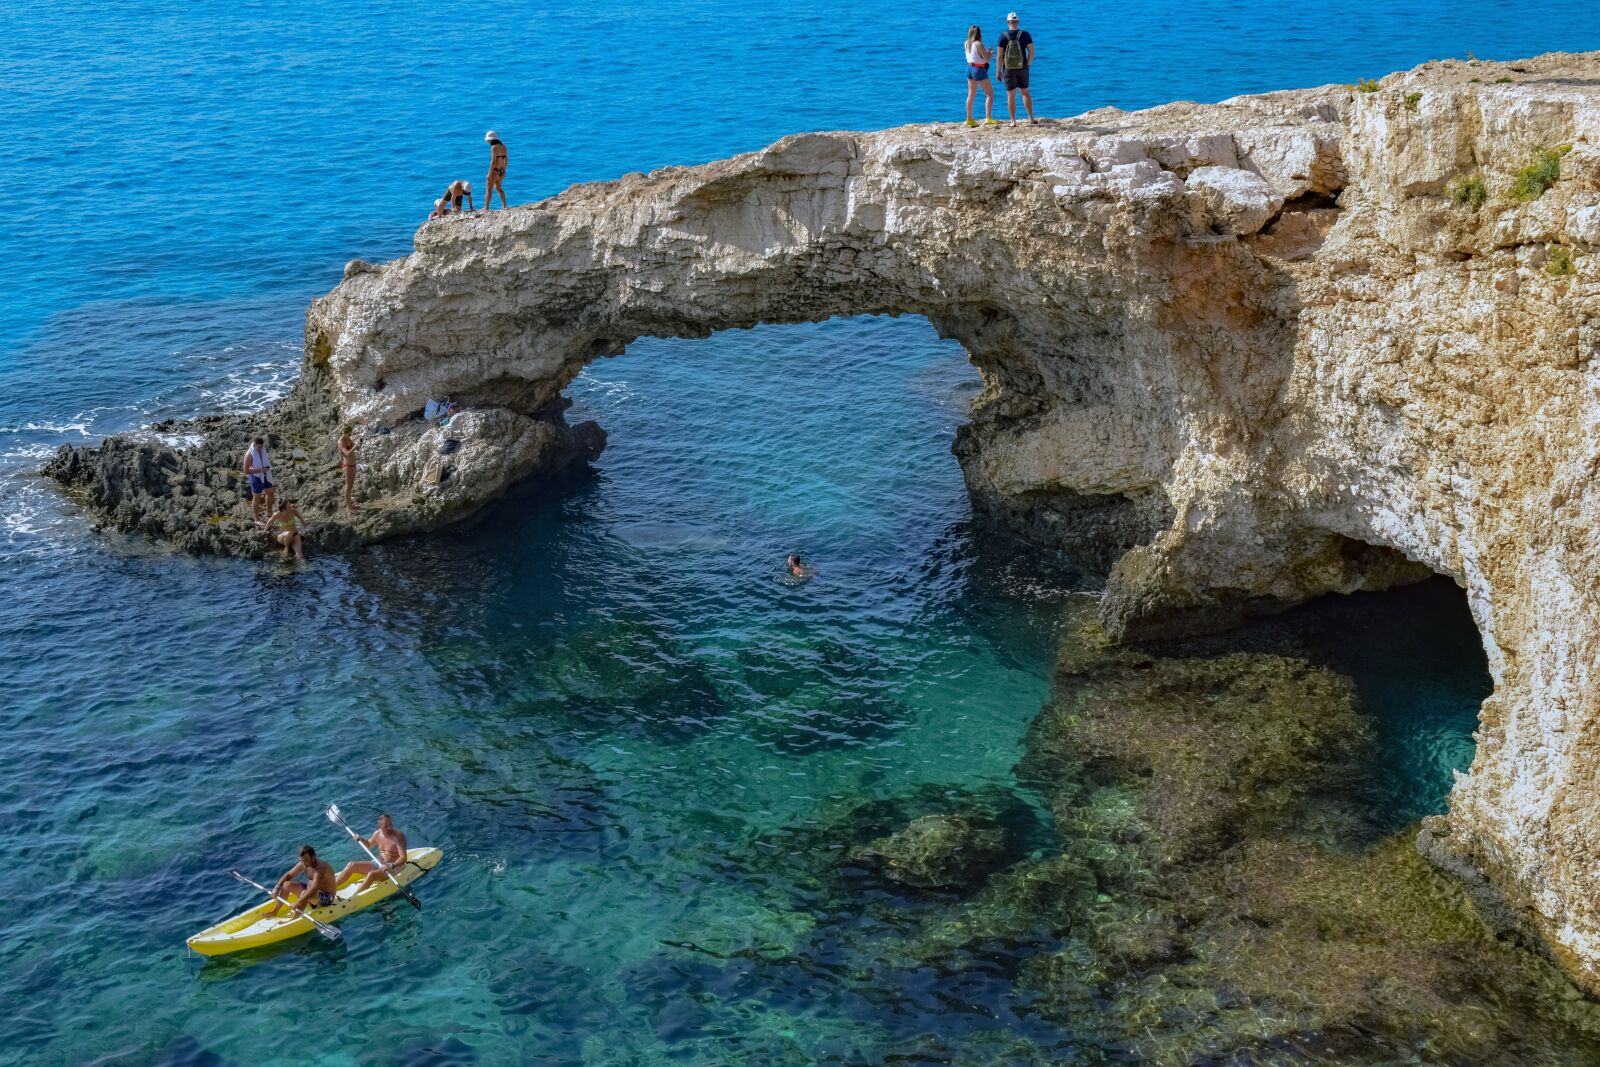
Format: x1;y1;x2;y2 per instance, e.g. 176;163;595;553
997;12;1035;125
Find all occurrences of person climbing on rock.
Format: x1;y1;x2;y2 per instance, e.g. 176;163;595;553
243;436;275;528
443;179;474;213
964;26;997;127
337;427;359;512
268;498;306;563
996;12;1035;125
484;131;508;209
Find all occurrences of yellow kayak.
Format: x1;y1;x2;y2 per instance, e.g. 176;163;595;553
186;847;442;956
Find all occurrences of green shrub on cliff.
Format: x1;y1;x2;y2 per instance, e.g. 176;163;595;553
1447;174;1488;211
1547;245;1578;276
1404;91;1423;111
1510;144;1572;203
1355;79;1381;93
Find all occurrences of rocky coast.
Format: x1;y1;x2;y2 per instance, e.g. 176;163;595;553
45;51;1600;994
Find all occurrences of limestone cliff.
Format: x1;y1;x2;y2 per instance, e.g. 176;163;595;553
47;52;1600;988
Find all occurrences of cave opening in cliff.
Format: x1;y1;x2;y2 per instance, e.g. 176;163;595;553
1256;571;1490;829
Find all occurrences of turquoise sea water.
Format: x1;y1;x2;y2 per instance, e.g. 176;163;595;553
0;2;1576;1063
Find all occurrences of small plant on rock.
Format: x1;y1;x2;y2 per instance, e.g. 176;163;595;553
1510;145;1573;203
1404;91;1423;111
1355;79;1381;93
1496;76;1515;84
1447;174;1488;211
1547;245;1578;276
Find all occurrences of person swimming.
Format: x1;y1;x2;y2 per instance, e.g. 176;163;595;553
786;554;815;579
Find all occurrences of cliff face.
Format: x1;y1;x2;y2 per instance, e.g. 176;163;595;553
48;52;1600;986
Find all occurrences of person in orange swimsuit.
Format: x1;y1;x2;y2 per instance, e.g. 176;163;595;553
337;428;359;512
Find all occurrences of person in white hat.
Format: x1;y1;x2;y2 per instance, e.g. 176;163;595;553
442;179;475;213
484;130;509;209
996;12;1035;125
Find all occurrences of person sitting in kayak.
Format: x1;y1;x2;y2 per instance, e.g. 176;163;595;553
264;845;339;916
335;813;409;893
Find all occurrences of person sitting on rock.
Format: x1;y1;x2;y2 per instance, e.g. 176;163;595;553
243;436;275;528
268;499;306;563
442;179;474;213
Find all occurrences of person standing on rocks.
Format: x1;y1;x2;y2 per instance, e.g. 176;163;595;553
996;12;1035;125
963;26;997;127
337;427;359;513
243;436;275;527
484;131;508;209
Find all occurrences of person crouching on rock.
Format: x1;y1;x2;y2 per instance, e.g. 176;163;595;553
443;179;474;213
337;427;359;513
243;436;275;528
269;499;306;563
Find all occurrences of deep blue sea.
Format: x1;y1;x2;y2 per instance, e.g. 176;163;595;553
0;2;1580;1063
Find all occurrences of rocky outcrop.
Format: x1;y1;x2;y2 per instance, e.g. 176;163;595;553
44;367;602;556
44;52;1600;988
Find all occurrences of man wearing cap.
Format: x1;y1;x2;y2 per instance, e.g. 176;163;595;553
996;12;1035;125
484;131;508;209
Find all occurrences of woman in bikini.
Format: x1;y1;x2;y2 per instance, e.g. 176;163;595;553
268;499;306;563
484;130;508;209
337;428;359;512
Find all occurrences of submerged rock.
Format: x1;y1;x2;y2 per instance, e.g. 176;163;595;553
849;813;1011;891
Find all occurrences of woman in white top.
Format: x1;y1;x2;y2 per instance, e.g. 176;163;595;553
964;26;996;127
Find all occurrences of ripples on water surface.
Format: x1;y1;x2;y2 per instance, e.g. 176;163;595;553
0;0;1586;1062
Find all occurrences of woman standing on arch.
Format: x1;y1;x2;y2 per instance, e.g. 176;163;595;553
484;130;509;209
964;26;997;127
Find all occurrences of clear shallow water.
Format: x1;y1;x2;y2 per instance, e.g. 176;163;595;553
0;0;1574;1062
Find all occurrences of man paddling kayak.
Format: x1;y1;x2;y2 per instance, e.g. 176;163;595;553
263;845;340;916
335;813;408;893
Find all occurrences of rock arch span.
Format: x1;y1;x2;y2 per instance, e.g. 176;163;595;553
50;52;1600;990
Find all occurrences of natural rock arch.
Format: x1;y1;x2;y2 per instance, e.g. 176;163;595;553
49;53;1600;990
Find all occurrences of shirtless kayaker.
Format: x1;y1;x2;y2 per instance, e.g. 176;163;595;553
264;845;339;916
336;813;408;893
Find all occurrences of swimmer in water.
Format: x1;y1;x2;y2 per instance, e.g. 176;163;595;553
786;554;814;579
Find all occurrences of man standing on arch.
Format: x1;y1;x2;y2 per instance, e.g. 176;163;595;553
997;12;1035;125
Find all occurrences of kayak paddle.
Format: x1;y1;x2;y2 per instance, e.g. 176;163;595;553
326;803;422;911
228;869;342;941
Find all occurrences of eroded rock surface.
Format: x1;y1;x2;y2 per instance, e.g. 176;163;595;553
43;51;1600;986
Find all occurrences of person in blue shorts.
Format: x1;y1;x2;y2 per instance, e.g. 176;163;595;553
263;845;340;916
964;26;997;127
996;12;1035;125
243;436;275;528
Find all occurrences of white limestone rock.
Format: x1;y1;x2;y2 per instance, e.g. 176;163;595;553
1184;165;1284;234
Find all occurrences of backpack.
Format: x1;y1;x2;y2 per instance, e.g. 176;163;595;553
1002;31;1027;69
